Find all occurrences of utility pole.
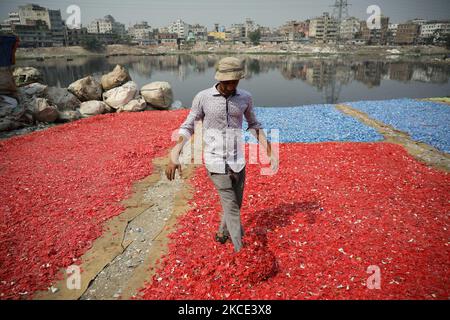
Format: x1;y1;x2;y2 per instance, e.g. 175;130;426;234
330;0;350;44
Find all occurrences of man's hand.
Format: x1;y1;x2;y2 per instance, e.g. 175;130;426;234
269;152;279;173
165;135;186;181
165;159;182;181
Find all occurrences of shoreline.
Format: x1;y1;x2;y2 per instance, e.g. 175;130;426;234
16;44;450;62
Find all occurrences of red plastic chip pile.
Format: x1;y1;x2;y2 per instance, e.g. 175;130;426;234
0;110;189;299
139;143;449;300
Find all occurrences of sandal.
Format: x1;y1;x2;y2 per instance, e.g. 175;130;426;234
215;232;229;244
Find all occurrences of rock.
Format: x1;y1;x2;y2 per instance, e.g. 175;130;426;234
44;87;81;111
68;76;102;102
140;81;173;109
79;100;107;118
19;82;47;97
117;97;147;112
13;67;42;86
102;81;138;109
0;118;18;132
57;109;81;122
0;96;31;129
32;98;58;123
0;95;21;118
101;65;131;91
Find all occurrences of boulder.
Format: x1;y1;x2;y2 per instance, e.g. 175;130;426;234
57;109;82;122
0;118;18;132
0;95;21;118
19;82;48;97
16;83;48;116
68;76;102;102
0;94;33;131
44;87;81;111
13;67;42;86
101;64;131;91
32;98;59;123
117;97;147;112
102;81;138;109
140;81;173;109
79;100;107;118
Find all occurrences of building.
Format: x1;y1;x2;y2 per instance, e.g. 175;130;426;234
156;33;178;45
244;18;258;38
1;12;21;32
230;23;246;39
167;19;191;39
207;31;232;41
339;17;361;40
309;12;338;43
395;22;420;45
87;15;125;36
9;20;53;47
128;21;153;44
14;4;65;46
64;27;89;46
278;20;309;38
361;15;389;45
190;23;208;41
387;23;399;45
420;20;450;40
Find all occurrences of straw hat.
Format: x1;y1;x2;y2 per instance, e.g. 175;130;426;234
214;57;245;81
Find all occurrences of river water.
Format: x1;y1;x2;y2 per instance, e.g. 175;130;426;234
17;54;450;107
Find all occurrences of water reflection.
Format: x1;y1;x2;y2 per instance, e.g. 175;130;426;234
18;54;450;106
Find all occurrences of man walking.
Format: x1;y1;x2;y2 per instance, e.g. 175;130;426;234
165;57;277;252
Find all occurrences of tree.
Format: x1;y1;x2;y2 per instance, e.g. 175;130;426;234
445;34;450;50
248;29;261;45
81;36;105;52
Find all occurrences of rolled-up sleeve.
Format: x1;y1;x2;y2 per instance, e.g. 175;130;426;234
244;95;262;131
178;93;204;141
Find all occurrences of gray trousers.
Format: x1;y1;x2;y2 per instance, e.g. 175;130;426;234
207;165;246;252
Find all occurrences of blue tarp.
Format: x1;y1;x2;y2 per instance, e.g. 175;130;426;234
0;35;18;67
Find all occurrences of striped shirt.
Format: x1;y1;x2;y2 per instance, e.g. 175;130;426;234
178;83;262;173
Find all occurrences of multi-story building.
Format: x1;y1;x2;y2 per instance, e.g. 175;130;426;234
1;12;21;32
156;33;178;45
128;21;153;44
9;20;53;47
309;12;338;43
167;19;191;39
395;22;420;45
244;18;258;38
387;23;399;45
361;15;389;45
278;20;309;38
87;15;125;36
188;23;207;41
339;17;361;40
16;4;64;46
63;27;88;46
420;20;450;39
230;23;246;39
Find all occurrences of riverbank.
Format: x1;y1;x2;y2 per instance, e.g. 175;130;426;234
16;43;450;62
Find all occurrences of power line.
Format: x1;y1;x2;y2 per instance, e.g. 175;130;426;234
330;0;351;43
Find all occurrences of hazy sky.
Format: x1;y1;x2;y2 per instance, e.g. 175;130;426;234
1;0;449;29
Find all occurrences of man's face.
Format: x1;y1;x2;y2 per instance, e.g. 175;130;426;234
219;80;239;95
